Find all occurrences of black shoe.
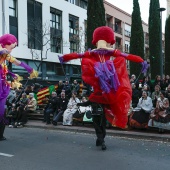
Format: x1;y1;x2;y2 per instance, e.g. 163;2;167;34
0;137;6;141
52;121;57;126
101;142;107;150
96;139;102;146
46;122;51;125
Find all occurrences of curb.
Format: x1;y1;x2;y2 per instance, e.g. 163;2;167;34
24;121;170;142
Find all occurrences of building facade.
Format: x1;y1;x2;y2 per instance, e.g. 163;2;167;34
0;0;87;84
0;0;166;84
167;0;170;17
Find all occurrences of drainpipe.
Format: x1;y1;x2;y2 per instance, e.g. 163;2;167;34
2;0;5;34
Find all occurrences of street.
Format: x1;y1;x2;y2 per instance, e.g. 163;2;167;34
0;127;170;170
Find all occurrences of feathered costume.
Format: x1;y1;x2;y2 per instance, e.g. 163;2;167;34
59;26;146;128
0;34;38;123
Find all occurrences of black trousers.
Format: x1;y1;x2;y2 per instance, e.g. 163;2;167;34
93;114;106;143
0;122;5;138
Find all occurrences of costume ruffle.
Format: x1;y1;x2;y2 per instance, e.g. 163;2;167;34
0;65;10;124
94;60;120;93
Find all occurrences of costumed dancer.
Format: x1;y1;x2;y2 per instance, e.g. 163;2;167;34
0;34;38;141
59;26;148;129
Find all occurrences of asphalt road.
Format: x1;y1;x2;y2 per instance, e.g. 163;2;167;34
0;127;170;170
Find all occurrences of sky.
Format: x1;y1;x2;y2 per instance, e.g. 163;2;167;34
106;0;167;32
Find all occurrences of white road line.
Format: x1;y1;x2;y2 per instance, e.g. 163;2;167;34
0;152;14;157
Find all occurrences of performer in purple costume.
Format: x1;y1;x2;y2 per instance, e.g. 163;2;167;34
0;34;38;141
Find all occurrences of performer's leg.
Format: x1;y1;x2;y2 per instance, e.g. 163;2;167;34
93;115;107;150
0;122;6;141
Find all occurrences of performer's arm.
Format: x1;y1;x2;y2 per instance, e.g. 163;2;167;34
59;52;86;63
113;49;144;63
6;54;38;79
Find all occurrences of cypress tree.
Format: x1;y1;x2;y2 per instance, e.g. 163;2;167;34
130;0;144;76
87;0;106;49
148;0;160;79
165;15;170;75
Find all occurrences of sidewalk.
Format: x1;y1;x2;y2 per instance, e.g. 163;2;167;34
25;120;170;142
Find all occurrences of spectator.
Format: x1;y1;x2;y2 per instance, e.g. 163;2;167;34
6;88;16;110
20;93;37;125
129;91;153;129
63;92;80;126
15;93;29;125
130;74;139;88
63;81;71;98
71;80;80;95
142;76;153;92
165;84;170;103
149;91;170;132
7;104;18;127
24;85;33;95
56;80;64;95
52;92;68;126
81;81;92;97
131;83;140;108
153;75;163;90
43;92;58;124
165;75;170;86
141;84;151;97
151;85;161;107
73;96;92;119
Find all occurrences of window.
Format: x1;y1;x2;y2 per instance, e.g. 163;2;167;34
56;63;66;76
27;0;42;50
50;8;62;30
50;7;62;53
9;0;18;40
70;42;78;53
125;41;130;53
80;0;87;9
69;0;74;4
46;62;56;75
9;0;17;17
69;14;79;35
72;65;81;75
69;15;79;52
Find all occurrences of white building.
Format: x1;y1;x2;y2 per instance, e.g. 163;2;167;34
0;0;87;84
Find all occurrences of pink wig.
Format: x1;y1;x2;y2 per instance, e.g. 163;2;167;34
0;34;18;47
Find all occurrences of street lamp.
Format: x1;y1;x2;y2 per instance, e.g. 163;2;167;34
158;7;166;79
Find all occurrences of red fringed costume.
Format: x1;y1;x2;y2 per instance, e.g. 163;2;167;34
59;26;144;128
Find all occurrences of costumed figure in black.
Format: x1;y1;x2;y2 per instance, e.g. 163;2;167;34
77;99;107;150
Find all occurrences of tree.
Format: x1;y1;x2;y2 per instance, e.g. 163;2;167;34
148;0;160;79
165;15;170;75
87;0;106;49
130;0;144;76
26;20;62;79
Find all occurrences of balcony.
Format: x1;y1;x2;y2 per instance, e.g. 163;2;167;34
114;24;122;35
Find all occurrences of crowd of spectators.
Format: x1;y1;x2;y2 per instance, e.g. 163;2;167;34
130;74;170;132
5;74;170;132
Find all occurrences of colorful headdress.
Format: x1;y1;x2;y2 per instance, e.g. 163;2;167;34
92;26;115;45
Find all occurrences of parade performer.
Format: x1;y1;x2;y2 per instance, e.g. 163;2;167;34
59;26;148;129
0;34;38;140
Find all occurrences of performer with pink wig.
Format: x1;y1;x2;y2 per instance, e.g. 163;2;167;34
0;34;38;141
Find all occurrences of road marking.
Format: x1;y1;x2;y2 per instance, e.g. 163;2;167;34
0;152;14;157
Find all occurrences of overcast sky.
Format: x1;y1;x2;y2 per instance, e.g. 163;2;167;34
106;0;167;32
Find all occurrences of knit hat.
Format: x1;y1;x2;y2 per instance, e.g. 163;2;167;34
92;26;115;45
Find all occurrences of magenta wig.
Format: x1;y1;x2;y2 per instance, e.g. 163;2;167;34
0;34;18;47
